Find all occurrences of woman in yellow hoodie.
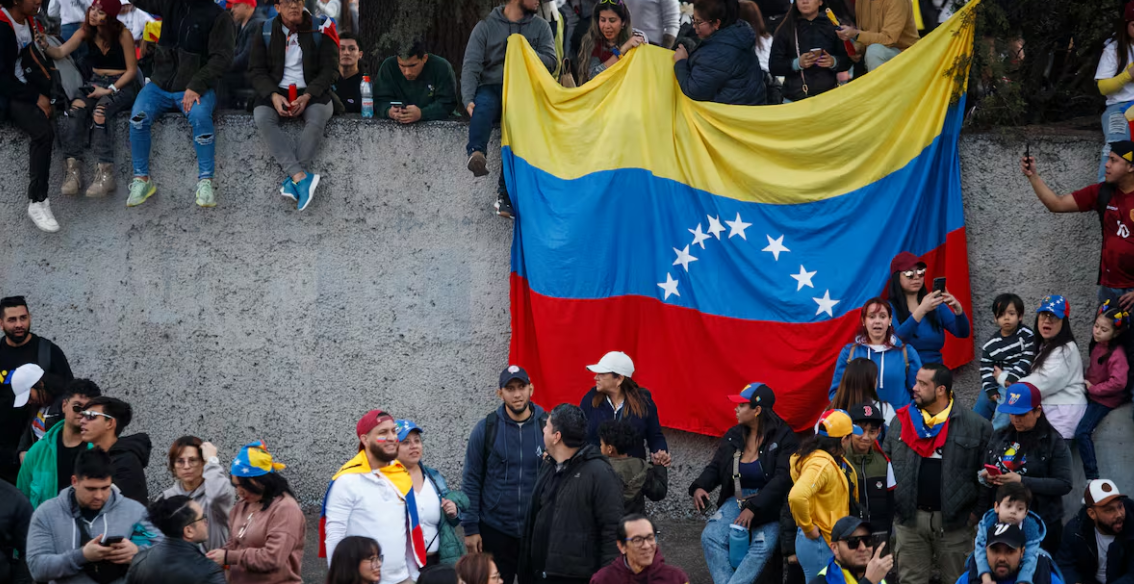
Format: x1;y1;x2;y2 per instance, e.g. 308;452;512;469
788;409;861;582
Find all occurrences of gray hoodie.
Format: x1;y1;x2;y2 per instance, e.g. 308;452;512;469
161;461;235;551
27;485;160;584
460;6;557;105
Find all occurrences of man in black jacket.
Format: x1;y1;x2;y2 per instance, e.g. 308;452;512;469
220;0;264;108
127;0;235;209
1056;479;1134;584
78;396;152;504
520;404;624;584
126;495;226;584
0;480;32;584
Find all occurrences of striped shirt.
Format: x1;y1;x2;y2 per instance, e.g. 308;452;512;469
980;325;1037;395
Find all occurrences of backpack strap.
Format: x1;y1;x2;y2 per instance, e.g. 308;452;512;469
481;411;498;482
264;16;326;54
1097;181;1115;230
261;18;273;51
37;337;51;372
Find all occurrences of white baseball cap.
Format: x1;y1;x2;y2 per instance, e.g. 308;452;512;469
1085;479;1126;507
5;363;45;408
586;351;635;377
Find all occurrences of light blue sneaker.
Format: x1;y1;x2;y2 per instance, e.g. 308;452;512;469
280;178;297;201
295;173;320;211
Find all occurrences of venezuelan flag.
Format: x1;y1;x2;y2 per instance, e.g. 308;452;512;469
503;1;981;434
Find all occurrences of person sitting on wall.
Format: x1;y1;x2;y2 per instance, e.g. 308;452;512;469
334;32;364;113
375;40;459;123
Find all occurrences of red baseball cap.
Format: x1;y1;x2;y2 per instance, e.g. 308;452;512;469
227;0;257;7
1126;1;1134;23
889;251;926;275
356;409;395;449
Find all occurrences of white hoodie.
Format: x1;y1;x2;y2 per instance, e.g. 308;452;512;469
1019;341;1086;439
323;470;418;584
48;0;94;28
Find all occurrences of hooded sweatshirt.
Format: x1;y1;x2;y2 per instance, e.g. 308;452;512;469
27;485;160;584
1085;342;1130;409
788;450;859;542
829;336;923;411
106;434;152;504
18;422;93;510
608;456;668;516
460;6;557;105
461;403;547;538
589;550;690;584
161;460;236;551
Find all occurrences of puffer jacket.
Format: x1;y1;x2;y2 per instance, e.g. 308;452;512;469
768;14;850;101
421;463;470;565
689;422;799;526
977;421;1073;541
125;538;226;584
882;404;991;530
129;0;236;94
674;20;766;105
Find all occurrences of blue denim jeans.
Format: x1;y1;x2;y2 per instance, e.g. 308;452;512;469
129;84;217;180
701;491;779;584
864;44;901;72
1076;401;1115;480
1100;101;1134;182
466;83;507;196
973;389;996;419
795;528;833;582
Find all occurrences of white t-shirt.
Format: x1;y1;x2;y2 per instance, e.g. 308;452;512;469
416;477;442;554
1097;529;1116;584
118;8;156;42
2;8;32;84
279;26;307;89
1096;39;1134;106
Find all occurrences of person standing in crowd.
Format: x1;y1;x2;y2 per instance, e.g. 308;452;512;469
1095;3;1134;183
883;363;991;584
375;40;458;123
0;0;61;232
768;0;849;103
417;565;459;584
0;479;32;584
395;420;468;567
828;298;922;414
673;0;767;105
1057;479;1134;584
736;1;772;86
979;382;1072;553
692;383;798;584
463;365;547;584
581;351;669;465
0;296;74;389
249;0;339;211
27;448;159;584
956;523;1064;584
461;0;556;218
161;436;235;550
845;403;895;541
591;514;690;584
1076;301;1130;480
17;379;99;508
623;0;678;48
325;536;383;584
788;409;861;582
50;0;94;40
456;553;505;584
1016;295;1087;440
8;364;52;458
126;0;235;209
830;359;894;426
79;396;151;504
887;252;971;365
127;496;227;584
809;516;893;584
977;293;1036;426
520;404;624;584
322;409;423;584
599;420;668;516
42;0;139;198
833;0;917;72
117;1;155;43
334;32;364;113
207;441;304;584
221;0;265;109
574;0;646;86
969;483;1047;584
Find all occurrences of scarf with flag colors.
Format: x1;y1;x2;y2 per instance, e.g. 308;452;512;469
501;0;982;434
895;398;953;458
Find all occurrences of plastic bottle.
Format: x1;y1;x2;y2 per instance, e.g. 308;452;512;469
360;75;373;119
728;524;749;568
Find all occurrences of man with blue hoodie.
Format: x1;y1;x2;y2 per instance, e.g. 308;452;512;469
26;448;159;584
462;365;548;584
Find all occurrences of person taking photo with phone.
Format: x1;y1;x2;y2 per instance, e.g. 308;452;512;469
767;0;848;103
886;251;970;366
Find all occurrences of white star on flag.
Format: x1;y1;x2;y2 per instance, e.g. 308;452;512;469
762;235;789;261
673;245;698;272
791;265;817;291
726;213;751;239
658;273;680;299
813;290;840;317
706;215;726;240
689;224;711;249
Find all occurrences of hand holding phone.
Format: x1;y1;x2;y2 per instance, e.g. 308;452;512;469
984;464;1002;477
933;277;946;294
100;535;125;546
810;48;823;57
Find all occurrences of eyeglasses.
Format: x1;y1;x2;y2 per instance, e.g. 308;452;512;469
365;555;384;568
840;535;874;550
187;515;207;525
691;18;707;27
624;534;656;546
175;457;203;467
80;410;115;422
901;268;927;278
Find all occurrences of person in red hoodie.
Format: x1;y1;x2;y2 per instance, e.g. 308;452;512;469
589;515;689;584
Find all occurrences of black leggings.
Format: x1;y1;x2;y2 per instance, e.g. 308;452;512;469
7;98;54;202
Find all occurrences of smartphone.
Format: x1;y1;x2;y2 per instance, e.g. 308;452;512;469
1024;142;1033;171
873;534;891;557
933;277;946;294
101;535;125;546
810;48;823;57
984;464;1002;477
390;101;404;110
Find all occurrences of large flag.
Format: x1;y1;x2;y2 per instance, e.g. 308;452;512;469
504;2;980;434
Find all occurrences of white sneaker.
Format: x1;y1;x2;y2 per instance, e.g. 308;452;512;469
28;199;60;233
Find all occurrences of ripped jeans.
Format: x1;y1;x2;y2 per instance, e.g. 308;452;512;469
1099;100;1134;182
60;73;138;164
129;84;217;180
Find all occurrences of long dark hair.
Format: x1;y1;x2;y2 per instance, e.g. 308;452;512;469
830;358;881;412
771;0;823;48
887;272;942;332
592;375;649;419
80;4;126;51
236;473;295;511
736;0;767;49
1113;13;1134;76
793;434;844;473
456;553;495;584
1031;313;1076;372
326;536;381;584
1090;303;1129;367
576;3;632;84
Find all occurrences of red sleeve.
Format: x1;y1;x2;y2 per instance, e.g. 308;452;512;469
1071;184;1101;212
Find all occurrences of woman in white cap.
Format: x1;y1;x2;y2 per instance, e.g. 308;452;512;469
579;351;670;465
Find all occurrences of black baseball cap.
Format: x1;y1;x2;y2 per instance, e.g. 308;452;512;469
848;402;884;425
499;365;531;388
830;516;871;543
1111;140;1134;163
986;523;1025;549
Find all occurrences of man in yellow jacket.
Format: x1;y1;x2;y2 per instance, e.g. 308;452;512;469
834;0;919;72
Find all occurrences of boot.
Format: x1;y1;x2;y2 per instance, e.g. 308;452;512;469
85;163;116;197
61;158;82;196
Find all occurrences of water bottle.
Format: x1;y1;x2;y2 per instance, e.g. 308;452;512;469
360;75;373;119
728;524;749;568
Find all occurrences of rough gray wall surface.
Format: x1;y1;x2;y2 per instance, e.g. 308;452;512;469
0;118;1118;521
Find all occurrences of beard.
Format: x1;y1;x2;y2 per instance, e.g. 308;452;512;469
367;441;398;464
507;401;530;416
521;1;537;16
1100;517;1125;535
3;328;29;345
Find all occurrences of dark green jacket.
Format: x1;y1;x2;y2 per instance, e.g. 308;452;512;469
374;54;459;121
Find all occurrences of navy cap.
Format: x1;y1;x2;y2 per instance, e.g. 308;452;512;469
499;365;531;389
986;523;1026;549
830;516;871;542
728;382;775;409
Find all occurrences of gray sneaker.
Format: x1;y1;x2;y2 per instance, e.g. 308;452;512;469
195;179;216;208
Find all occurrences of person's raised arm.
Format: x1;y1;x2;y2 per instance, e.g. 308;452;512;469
40;27;85;60
1021;156;1081;213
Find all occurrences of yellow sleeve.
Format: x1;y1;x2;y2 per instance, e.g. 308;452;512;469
788;461;829;533
1100;70;1133;96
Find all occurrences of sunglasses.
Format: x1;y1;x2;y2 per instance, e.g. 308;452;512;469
901;268;927;278
80;410;115;422
840;535;875;550
599;0;624;4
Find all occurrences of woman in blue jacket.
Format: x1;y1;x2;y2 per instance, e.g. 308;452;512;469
829;298;922;411
887;251;970;365
580;351;670;465
673;0;766;105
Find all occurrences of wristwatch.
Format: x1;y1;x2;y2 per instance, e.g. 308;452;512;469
109;84;119;94
207;456;220;466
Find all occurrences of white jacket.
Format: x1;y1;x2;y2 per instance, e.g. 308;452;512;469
622;0;680;44
48;0;93;27
323;471;417;584
1020;342;1087;406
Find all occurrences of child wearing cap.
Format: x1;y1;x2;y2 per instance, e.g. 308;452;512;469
971;483;1047;584
1016;296;1087;440
1075;301;1131;481
977;293;1036;429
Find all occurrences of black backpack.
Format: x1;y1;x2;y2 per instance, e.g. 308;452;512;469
480;407;548;471
1095;182;1117;286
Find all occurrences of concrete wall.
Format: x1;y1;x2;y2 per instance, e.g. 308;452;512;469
0;116;1121;521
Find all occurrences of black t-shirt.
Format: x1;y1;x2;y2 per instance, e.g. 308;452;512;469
57;432;83;493
335;72;363;113
0;335;73;482
917;457;943;511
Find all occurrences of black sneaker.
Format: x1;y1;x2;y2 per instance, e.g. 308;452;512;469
494;193;515;219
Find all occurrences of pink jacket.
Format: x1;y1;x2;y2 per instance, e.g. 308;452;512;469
1086;342;1130;408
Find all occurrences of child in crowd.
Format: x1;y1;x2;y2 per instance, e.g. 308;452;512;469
1075;300;1130;480
972;483;1046;584
598;420;667;515
979;293;1036;429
